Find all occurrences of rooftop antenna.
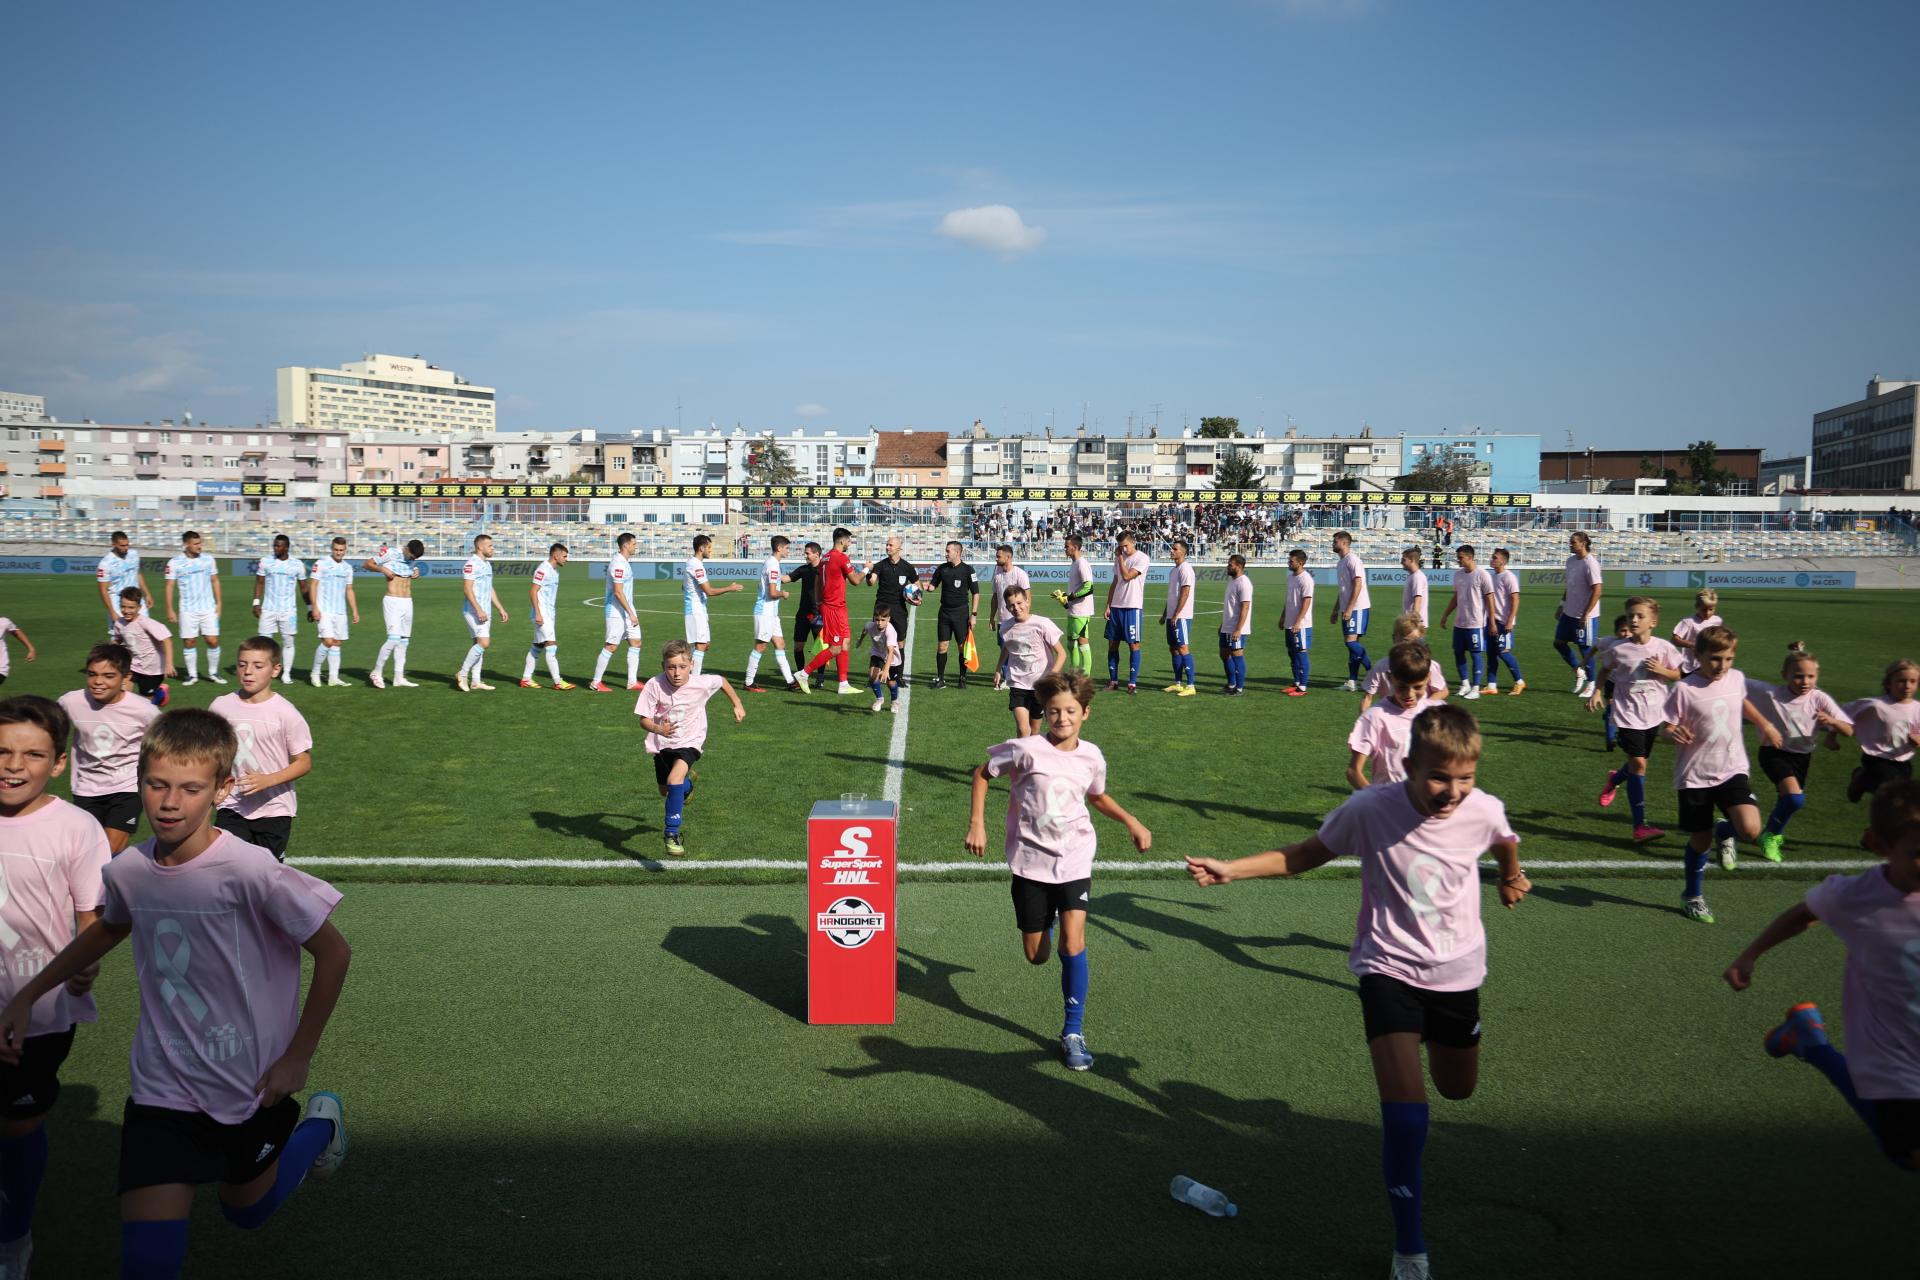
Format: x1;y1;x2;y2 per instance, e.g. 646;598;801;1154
676;397;684;432
1149;402;1162;433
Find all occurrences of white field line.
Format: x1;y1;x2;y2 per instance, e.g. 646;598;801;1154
287;856;1880;874
881;606;916;806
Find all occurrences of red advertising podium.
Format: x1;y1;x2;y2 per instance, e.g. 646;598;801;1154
807;798;898;1025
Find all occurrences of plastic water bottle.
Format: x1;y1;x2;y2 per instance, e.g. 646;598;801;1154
1169;1175;1237;1218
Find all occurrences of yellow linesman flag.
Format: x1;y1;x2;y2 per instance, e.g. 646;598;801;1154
962;625;980;673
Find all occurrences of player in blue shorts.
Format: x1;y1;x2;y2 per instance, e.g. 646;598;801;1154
1552;531;1604;697
1103;531;1150;694
1159;540;1196;696
1219;554;1252;695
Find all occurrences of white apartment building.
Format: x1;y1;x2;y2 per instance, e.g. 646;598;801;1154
943;427;1402;492
0;391;47;422
665;428;874;486
276;354;496;435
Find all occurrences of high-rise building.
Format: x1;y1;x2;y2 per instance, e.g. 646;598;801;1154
1812;376;1919;491
0;390;46;421
276;354;496;435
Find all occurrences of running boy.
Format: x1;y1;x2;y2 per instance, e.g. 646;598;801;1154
1346;642;1437;790
1723;778;1920;1171
1436;545;1494;701
1219;554;1252;696
1840;659;1918;803
1671;588;1722;675
0;618;36;690
861;607;903;715
60;645;160;853
1749;641;1854;862
0;696;112;1275
1486;548;1524;696
998;586;1066;737
1589;597;1684;844
1283;548;1314;697
1186;704;1528;1280
458;533;511;692
743;535;797;693
115;589;175;707
523;543;575;691
1359;615;1450;713
636;640;746;857
165;531;223;686
966;671;1152;1073
210;638;314;863
1160;540;1196;696
1333;530;1372;691
0;708;349;1277
364;537;423;689
1661;625;1782;922
252;536;308;685
306;538;358;688
989;545;1030;692
1104;531;1150;693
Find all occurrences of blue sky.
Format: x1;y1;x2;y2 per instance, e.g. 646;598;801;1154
2;0;1915;455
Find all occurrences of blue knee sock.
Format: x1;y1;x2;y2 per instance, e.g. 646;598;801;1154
1555;640;1578;670
1684;847;1708;898
1380;1101;1429;1256
664;781;689;835
1472;651;1485;685
1714;818;1734;843
1453;646;1469;683
1580;645;1596;680
1059;948;1088;1036
120;1219;190;1279
1626;774;1647;826
1184;653;1196;685
1108;648;1119;682
1128;648;1141;684
220;1116;335;1229
1801;1043;1882;1138
1766;792;1806;834
0;1126;49;1242
1235;654;1247;687
870;678;883;698
1501;649;1524;680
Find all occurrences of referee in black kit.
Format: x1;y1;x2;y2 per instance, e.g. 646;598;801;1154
865;535;920;687
926;539;978;689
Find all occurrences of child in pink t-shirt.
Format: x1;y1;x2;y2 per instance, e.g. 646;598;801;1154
1725;778;1920;1170
1358;614;1449;713
1660;625;1782;924
0;617;37;687
210;637;314;863
860;606;903;716
635;640;745;858
59;643;162;853
1347;642;1435;790
0;695;112;1269
967;670;1150;1074
1840;658;1919;804
996;587;1066;738
114;586;175;706
1187;703;1528;1280
1670;588;1723;675
1748;641;1854;863
1587;596;1684;843
0;707;349;1277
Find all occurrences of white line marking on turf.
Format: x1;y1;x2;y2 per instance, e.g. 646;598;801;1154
287;856;1881;873
881;606;916;806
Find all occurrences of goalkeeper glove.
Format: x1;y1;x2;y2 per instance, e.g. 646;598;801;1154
1052;589;1071;607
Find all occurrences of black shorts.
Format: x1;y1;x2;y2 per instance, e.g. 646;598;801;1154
213;811;294;862
652;747;702;787
937;609;971;642
132;672;164;697
0;1027;75;1120
1358;974;1482;1048
1874;1098;1920;1163
1010;874;1092;934
1677;774;1758;833
1758;746;1812;788
1007;687;1042;716
791;611;821;648
118;1096;299;1193
1859;754;1915;797
74;791;142;834
1615;726;1657;760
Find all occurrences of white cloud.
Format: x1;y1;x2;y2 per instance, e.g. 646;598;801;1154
935;205;1048;257
793;402;830;418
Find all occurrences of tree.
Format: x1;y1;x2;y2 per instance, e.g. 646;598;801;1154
1198;416;1242;439
1394;454;1478;492
1684;439;1735;496
1213;448;1262;491
744;441;803;485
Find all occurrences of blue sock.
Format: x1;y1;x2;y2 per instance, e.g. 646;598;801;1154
1626;774;1647;826
1059;948;1088;1036
1472;652;1485;685
664;781;689;835
0;1126;49;1242
1453;648;1469;682
1801;1043;1883;1138
1766;792;1806;834
220;1116;335;1229
1380;1101;1428;1256
1184;653;1195;684
1684;847;1708;898
1235;654;1247;687
1714;818;1734;843
1501;650;1524;680
870;678;883;698
1580;647;1596;680
120;1219;190;1279
1108;649;1119;682
1555;640;1579;670
1128;648;1141;684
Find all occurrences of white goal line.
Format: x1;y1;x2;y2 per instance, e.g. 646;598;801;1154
287;856;1879;873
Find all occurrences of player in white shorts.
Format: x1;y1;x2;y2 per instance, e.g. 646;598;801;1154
457;533;511;691
253;534;310;684
522;542;575;690
681;534;744;675
307;537;359;687
743;535;797;692
96;530;151;637
590;532;644;693
165;530;225;685
364;538;424;688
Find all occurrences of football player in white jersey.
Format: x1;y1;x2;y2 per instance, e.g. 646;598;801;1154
363;537;424;688
96;529;151;637
164;530;224;685
591;532;643;693
252;534;310;684
307;537;359;686
743;535;797;692
523;542;575;690
457;533;511;691
681;533;743;676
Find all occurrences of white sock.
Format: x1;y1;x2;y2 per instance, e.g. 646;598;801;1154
545;648;562;682
311;646;325;676
592;649;612;686
775;650;794;682
463;644;484;677
186;649;199;679
375;638;395;676
523;648;538;681
691;648;706;675
393;642;408;681
282;640;295;672
745;651;761;685
626;647;640;685
328;647;341;678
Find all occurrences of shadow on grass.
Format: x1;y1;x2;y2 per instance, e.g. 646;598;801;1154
530;809;652;856
827;751;973;784
660;912;807;1022
1525;882;1679;915
1133;791;1320;828
1093;891;1353;990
